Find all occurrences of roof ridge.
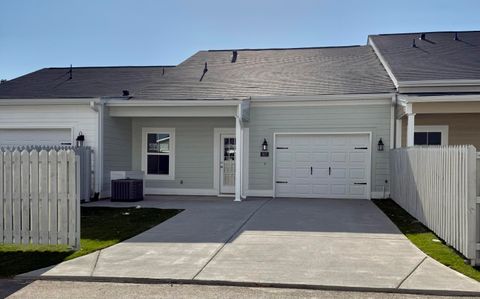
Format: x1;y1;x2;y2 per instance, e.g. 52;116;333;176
369;30;480;37
47;65;175;70
207;45;364;52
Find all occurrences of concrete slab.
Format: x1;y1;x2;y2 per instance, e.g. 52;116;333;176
399;257;480;292
18;252;99;278
92;242;222;279
16;196;480;294
196;198;426;288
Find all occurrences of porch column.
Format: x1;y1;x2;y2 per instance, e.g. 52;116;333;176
407;113;416;147
395;118;402;148
234;114;243;202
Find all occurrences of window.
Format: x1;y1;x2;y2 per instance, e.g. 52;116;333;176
142;128;175;179
414;126;448;146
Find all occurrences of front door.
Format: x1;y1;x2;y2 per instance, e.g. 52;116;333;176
220;134;236;194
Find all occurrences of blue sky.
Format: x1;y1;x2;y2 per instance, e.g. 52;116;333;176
1;0;479;79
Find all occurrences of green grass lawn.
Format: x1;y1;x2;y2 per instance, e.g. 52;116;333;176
0;206;182;278
373;198;480;282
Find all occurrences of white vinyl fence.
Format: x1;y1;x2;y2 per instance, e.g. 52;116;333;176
0;149;80;248
390;146;479;265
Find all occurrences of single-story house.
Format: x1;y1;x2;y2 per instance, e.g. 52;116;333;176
0;30;478;201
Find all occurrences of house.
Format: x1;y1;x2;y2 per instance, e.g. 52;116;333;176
368;31;480;149
1;30;477;201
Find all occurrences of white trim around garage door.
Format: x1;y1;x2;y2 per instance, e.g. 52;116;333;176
0;125;75;146
272;132;373;200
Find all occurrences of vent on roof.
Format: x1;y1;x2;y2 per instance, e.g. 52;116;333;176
122;90;130;96
419;33;425;40
200;62;208;82
411;39;417;48
69;64;73;80
454;32;459;41
231;50;238;63
162;67;165;76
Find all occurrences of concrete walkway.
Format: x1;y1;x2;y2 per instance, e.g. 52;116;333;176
18;196;480;295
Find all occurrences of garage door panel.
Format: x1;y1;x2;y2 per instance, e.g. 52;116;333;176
275;134;370;199
350;168;366;179
350;184;367;195
331;152;347;162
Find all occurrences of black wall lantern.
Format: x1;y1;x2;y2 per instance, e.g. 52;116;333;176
76;131;85;147
260;138;269;157
262;138;268;151
377;138;384;151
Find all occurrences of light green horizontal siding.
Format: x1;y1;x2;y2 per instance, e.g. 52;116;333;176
245;105;391;193
132;117;235;190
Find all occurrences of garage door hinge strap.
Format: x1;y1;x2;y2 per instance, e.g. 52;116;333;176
276;147;289;149
354;147;368;150
276;181;288;184
354;182;367;185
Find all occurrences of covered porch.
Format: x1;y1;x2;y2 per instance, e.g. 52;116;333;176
102;99;250;201
394;95;480;149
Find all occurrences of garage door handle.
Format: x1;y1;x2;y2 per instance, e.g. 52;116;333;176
354;147;368;150
276;181;288;184
354;182;367;185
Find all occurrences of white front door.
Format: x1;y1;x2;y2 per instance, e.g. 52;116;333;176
220;134;236;194
275;133;370;199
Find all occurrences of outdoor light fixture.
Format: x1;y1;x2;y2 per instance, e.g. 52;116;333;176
76;131;85;147
377;138;384;151
262;138;268;151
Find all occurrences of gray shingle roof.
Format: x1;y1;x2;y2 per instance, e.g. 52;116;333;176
135;46;395;100
0;66;173;99
369;31;480;82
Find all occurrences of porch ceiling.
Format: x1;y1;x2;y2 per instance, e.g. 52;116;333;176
412;101;480;114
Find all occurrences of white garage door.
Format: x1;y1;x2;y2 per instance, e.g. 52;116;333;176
0;128;72;147
275;134;371;199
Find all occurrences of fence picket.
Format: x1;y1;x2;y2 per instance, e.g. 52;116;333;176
3;152;12;243
57;150;68;244
12;150;21;244
67;151;77;247
30;151;39;244
48;150;58;245
39;150;49;244
0;151;3;243
20;150;30;244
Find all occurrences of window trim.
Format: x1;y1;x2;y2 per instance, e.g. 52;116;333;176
142;127;175;180
414;125;449;146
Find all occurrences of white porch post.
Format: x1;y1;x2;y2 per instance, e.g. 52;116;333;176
234;108;243;202
407;113;416;147
395;118;402;148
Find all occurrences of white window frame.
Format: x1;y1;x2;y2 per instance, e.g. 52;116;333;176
142;127;175;180
414;125;449;146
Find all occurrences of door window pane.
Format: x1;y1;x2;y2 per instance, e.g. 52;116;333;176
147;155;169;175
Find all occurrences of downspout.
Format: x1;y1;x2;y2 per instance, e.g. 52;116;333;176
90;99;104;198
393;93;398;148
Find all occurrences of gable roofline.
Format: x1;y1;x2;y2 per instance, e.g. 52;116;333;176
368;37;399;88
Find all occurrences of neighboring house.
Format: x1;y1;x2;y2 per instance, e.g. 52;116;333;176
1;30;477;202
369;31;480;149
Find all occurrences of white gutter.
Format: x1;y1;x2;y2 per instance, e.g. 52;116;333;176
399;94;480;103
0;98;102;105
398;79;480;88
106;99;242;107
250;93;394;102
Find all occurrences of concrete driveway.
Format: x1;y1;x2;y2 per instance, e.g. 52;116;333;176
19;196;480;294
